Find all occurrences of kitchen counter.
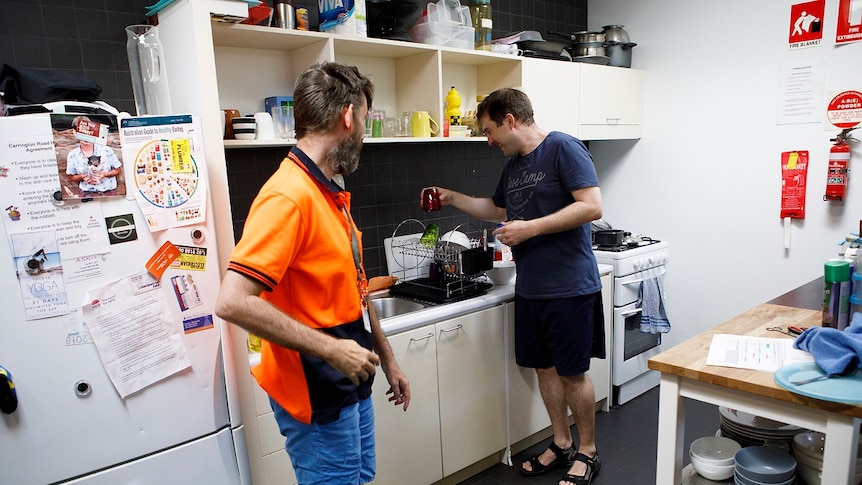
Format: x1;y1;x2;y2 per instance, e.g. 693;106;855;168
649;293;862;484
379;263;613;336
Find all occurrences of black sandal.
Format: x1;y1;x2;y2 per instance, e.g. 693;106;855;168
520;442;574;477
560;452;601;485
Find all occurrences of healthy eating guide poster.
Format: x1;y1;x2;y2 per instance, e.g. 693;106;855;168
119;115;208;232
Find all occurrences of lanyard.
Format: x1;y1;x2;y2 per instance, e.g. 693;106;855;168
341;203;368;306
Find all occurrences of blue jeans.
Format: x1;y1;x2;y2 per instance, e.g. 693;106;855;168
270;397;376;484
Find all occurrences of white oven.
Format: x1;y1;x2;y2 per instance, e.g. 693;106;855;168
594;239;669;406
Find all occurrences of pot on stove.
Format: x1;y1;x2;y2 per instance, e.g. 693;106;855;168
593;229;624;246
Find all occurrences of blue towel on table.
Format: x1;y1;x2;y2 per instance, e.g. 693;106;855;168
793;312;862;375
638;275;670;334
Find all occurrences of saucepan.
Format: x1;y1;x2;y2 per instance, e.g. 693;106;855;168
593;229;623;246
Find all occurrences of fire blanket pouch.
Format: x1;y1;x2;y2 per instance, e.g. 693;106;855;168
780;150;809;219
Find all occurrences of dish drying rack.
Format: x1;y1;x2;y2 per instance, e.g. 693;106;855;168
386;219;492;303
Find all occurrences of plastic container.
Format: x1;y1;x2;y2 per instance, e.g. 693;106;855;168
469;0;492;51
411;0;474;49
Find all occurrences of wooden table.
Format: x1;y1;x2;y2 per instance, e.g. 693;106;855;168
649;303;862;485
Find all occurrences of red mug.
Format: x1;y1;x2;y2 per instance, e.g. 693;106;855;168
422;187;441;212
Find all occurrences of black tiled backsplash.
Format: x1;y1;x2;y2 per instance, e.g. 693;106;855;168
226;142;508;278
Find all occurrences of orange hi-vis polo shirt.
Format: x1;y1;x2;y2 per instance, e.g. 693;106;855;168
227;148;372;424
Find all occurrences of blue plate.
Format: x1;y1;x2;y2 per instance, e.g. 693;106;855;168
774;362;862;404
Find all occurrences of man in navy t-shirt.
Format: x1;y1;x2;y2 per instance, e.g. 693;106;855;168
427;88;605;485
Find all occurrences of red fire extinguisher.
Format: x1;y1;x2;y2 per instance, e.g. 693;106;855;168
824;128;859;201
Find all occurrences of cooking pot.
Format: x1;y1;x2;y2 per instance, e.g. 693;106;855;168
601;25;630;43
593;229;623;246
605;41;637;68
548;30;605;44
570;41;605;58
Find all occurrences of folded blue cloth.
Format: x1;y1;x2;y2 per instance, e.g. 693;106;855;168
793;312;862;375
638;274;670;334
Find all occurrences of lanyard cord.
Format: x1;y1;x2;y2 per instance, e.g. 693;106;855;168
341;203;368;304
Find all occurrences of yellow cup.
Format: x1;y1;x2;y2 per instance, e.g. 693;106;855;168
248;332;261;353
411;111;439;137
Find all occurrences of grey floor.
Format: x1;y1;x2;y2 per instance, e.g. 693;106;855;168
458;386;721;485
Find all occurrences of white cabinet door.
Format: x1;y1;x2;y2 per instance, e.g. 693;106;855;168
591;273;613;411
372;325;443;485
578;63;644;140
519;57;581;136
505;301;552;445
437;306;507;476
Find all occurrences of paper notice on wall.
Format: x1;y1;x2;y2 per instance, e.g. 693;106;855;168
82;275;191;398
119;115;208;232
0;116;111;260
776;61;825;125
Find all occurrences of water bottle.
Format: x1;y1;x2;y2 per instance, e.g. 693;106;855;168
445;86;462;126
823;260;850;329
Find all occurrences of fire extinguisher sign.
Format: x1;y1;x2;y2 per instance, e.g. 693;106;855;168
827;90;862;129
789;0;825;49
835;0;862;44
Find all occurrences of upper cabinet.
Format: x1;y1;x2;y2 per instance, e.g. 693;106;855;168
577;63;644;140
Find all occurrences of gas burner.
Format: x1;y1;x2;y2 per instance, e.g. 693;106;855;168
592;238;661;252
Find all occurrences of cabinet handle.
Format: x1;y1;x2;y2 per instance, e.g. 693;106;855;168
409;333;435;342
605;118;620;125
439;324;463;334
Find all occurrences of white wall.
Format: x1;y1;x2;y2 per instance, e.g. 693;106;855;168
588;1;862;347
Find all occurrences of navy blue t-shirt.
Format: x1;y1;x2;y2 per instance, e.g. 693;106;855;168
492;131;601;299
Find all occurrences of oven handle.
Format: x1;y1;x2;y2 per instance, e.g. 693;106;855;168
620;308;642;317
619;268;667;286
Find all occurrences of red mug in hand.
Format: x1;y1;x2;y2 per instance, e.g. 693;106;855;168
422;187;441;212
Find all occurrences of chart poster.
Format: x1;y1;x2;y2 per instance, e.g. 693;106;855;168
835;0;862;44
789;0;825;49
119;115;208;232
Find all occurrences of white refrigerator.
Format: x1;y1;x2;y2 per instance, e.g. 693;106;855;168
0;113;249;484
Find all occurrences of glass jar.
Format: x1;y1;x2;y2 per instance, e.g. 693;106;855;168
469;0;492;51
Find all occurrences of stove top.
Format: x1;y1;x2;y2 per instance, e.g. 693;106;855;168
592;238;662;253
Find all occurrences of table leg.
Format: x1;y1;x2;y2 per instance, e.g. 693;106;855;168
656;373;686;485
820;415;861;485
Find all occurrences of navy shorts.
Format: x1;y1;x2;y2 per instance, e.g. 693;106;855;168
514;291;606;376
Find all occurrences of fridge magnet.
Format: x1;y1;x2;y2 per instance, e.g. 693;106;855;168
145;240;180;279
10;230;69;320
182;314;214;334
170;273;202;311
171;245;207;272
105;213;138;245
52;113;126;200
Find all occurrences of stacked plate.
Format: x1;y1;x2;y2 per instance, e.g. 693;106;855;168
719;408;803;449
792;431;862;485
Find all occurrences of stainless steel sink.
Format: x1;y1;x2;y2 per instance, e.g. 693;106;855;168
371;297;428;319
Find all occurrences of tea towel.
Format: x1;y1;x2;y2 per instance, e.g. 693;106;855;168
638;274;670;334
794;312;862;375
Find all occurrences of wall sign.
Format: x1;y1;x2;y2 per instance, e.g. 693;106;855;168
835;0;862;44
789;0;825;49
826;90;862;129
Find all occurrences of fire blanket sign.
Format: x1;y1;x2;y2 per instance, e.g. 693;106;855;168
789;0;825;49
836;0;862;44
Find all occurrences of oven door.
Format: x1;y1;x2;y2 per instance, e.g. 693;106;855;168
612;299;663;386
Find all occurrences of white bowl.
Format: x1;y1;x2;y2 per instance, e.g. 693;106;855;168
689;451;734;480
486;261;516;285
690;436;741;466
440;230;472;250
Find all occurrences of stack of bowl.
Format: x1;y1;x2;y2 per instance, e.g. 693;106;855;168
231;116;257;140
792;431;862;485
690;436;740;481
733;446;796;485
